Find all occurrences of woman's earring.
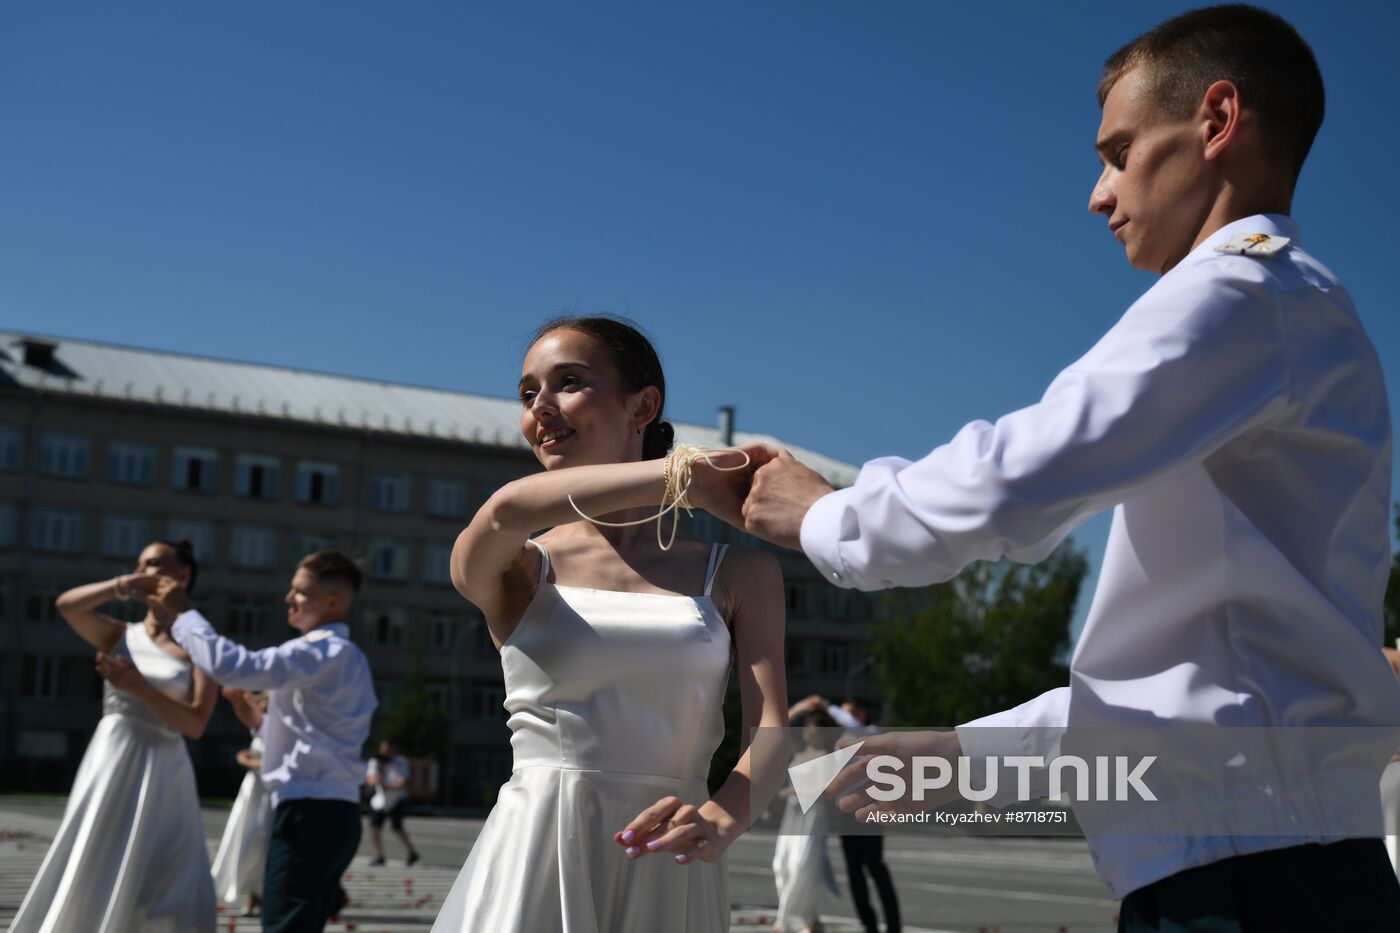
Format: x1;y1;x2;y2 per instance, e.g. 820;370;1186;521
637;426;642;435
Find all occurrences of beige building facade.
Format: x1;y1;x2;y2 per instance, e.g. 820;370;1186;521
0;332;877;804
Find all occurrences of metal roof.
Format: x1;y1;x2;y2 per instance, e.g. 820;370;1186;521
0;331;859;486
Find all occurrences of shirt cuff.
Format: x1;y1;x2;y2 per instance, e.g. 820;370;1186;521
171;608;212;644
800;487;855;588
955;708;1029;761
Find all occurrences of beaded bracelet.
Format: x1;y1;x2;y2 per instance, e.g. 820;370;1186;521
568;444;750;551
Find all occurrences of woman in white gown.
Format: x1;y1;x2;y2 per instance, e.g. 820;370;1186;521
210;697;272;915
433;316;790;933
771;709;841;933
9;540;219;933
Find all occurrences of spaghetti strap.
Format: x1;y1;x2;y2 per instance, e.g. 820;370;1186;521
527;538;552;583
703;544;730;597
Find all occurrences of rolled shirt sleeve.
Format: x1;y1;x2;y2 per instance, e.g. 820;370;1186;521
800;272;1291;592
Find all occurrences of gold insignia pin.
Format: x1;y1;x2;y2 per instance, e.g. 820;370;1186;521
1216;232;1291;257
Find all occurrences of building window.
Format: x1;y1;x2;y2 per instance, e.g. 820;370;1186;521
425;610;460;651
26;580;68;623
230;525;278;568
427;683;452;714
825;588;855;621
167;519;217;563
106;441;156;486
467;612;495;651
819;640;854;676
39;433;89;478
0;501;16;548
785;582;811;617
368;607;406;647
295;462;340;506
371;472;412;512
291;533;334;559
369;538;410;580
423;545;452;585
16;729;67;760
22;655;65;699
31;508;83;553
172;447;219;493
0;426;23;471
463;682;506;720
235;454;281;500
226;594;276;640
427;479;468;518
100;514;151;558
786;638;808;674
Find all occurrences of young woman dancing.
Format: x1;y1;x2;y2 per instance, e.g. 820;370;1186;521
10;540;218;933
432;316;789;932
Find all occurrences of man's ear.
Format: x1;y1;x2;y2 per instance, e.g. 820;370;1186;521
1201;79;1242;162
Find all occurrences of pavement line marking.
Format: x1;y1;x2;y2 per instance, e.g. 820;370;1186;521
727;864;1116;908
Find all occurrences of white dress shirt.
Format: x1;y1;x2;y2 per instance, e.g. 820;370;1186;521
367;755;411;812
800;214;1400;897
172;611;377;808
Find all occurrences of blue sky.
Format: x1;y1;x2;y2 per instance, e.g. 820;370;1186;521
2;1;1396;638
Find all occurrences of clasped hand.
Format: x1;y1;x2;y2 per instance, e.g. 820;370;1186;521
688;444;835;550
612;796;729;866
120;574;192;627
95;651;147;693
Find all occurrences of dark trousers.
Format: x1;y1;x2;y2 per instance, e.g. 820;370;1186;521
262;799;361;933
841;834;901;933
1119;839;1400;932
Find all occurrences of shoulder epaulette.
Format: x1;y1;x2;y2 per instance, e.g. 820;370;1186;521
1216;232;1291;258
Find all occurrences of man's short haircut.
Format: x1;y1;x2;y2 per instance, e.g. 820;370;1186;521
299;549;363;595
1098;4;1324;180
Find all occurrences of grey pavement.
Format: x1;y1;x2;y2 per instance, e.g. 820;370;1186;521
0;796;1116;932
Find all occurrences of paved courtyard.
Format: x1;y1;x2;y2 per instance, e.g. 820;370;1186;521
0;797;1117;932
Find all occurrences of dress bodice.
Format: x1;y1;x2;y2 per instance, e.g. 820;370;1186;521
102;622;194;737
500;542;732;783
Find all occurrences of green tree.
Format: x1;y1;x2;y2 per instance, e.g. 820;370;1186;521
377;660;449;762
1385;505;1400;648
870;542;1089;726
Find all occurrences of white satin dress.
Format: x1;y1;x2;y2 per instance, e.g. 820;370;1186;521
8;623;217;933
772;789;837;930
433;541;734;933
211;736;272;904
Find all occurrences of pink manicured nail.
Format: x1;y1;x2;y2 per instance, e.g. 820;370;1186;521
620;830;636;844
625;846;641;858
675;854;689;864
646;840;662;851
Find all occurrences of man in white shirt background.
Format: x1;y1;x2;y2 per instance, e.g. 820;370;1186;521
720;5;1400;930
366;738;420;867
139;549;377;933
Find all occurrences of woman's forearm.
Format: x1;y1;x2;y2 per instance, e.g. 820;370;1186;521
485;460;667;536
131;680;213;739
57;578;125;615
703;719;791;842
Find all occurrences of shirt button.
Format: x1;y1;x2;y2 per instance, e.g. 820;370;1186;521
831;571;842;582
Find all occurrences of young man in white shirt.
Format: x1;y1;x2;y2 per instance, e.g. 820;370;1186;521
366;738;420;867
727;5;1400;930
141;550;377;933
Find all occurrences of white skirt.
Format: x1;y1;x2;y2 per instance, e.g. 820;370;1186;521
8;714;216;933
210;765;272;903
